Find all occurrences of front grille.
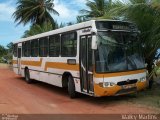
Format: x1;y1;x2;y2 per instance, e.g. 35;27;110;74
117;79;138;86
115;87;137;96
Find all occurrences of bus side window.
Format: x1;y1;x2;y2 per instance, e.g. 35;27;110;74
39;37;48;57
61;32;77;57
22;42;25;57
49;35;60;57
23;41;31;57
88;37;93;72
13;44;17;57
31;39;39;57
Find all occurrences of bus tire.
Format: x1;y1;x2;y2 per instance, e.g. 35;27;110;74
68;76;76;98
25;68;32;84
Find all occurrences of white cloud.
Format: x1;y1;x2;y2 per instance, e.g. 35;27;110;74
0;1;15;22
0;0;85;24
75;0;86;4
53;0;79;23
54;3;76;18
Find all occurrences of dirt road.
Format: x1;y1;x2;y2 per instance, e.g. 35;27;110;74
0;64;157;114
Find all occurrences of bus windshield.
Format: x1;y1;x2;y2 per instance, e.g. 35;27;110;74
95;31;145;73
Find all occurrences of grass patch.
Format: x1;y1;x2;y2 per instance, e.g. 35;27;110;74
154;66;160;75
127;66;160;109
128;82;160;109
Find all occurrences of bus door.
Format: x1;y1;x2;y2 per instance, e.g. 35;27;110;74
17;47;22;75
80;35;93;94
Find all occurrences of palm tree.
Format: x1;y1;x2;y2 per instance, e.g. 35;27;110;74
13;0;59;28
76;16;87;23
0;45;7;58
104;0;160;88
80;0;109;19
22;22;53;38
58;22;66;28
22;20;67;37
66;22;74;26
79;0;124;20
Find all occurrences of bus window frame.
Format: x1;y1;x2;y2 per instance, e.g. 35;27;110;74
61;31;77;57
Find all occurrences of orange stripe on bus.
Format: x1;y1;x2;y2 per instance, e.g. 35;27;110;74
21;58;42;67
12;60;17;64
94;84;121;96
94;69;146;78
45;62;79;71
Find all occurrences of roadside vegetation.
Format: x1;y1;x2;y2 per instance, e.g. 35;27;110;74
124;67;160;109
102;82;160;109
133;82;160;108
0;42;13;64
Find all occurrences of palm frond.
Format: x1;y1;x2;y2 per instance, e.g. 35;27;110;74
13;0;59;27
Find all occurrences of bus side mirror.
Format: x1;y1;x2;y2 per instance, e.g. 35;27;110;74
92;35;97;50
145;63;148;68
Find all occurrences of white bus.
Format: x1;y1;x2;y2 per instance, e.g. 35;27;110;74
13;19;147;98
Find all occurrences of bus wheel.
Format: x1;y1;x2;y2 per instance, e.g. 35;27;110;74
68;76;76;98
25;68;32;84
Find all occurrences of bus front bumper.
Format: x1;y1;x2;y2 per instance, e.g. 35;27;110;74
94;81;147;97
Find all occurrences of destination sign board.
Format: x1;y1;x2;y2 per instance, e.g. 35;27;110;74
96;21;137;31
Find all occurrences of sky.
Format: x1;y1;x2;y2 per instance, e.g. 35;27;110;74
0;0;87;47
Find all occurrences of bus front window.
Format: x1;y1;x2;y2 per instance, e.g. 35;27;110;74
95;31;145;73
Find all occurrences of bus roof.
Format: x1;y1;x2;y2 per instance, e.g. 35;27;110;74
13;19;131;44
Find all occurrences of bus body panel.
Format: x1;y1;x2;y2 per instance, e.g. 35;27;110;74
14;53;82;93
13;67;18;75
12;19;147;97
93;70;147;96
94;70;146;83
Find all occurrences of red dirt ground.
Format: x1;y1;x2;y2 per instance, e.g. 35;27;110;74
0;65;158;114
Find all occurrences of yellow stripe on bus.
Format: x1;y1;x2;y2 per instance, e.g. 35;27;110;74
21;58;42;67
12;60;17;64
44;62;79;71
16;58;78;71
94;69;146;78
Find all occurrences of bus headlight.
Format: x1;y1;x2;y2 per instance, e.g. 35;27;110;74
139;77;146;82
99;82;116;87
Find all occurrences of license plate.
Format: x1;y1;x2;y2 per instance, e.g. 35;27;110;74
122;84;135;89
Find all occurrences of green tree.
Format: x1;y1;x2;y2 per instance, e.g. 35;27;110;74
7;42;13;53
66;22;74;26
6;42;14;63
23;22;53;38
13;0;59;28
79;0;124;20
76;16;87;23
103;0;160;88
80;0;109;18
22;20;68;37
0;45;7;58
58;22;66;28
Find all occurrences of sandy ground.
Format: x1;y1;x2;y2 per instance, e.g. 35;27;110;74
0;63;158;114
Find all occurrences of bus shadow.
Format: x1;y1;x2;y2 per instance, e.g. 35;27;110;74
15;76;136;105
32;80;136;106
14;76;69;97
34;81;69;96
78;94;136;107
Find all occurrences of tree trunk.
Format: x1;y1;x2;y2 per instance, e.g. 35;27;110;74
146;60;154;89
